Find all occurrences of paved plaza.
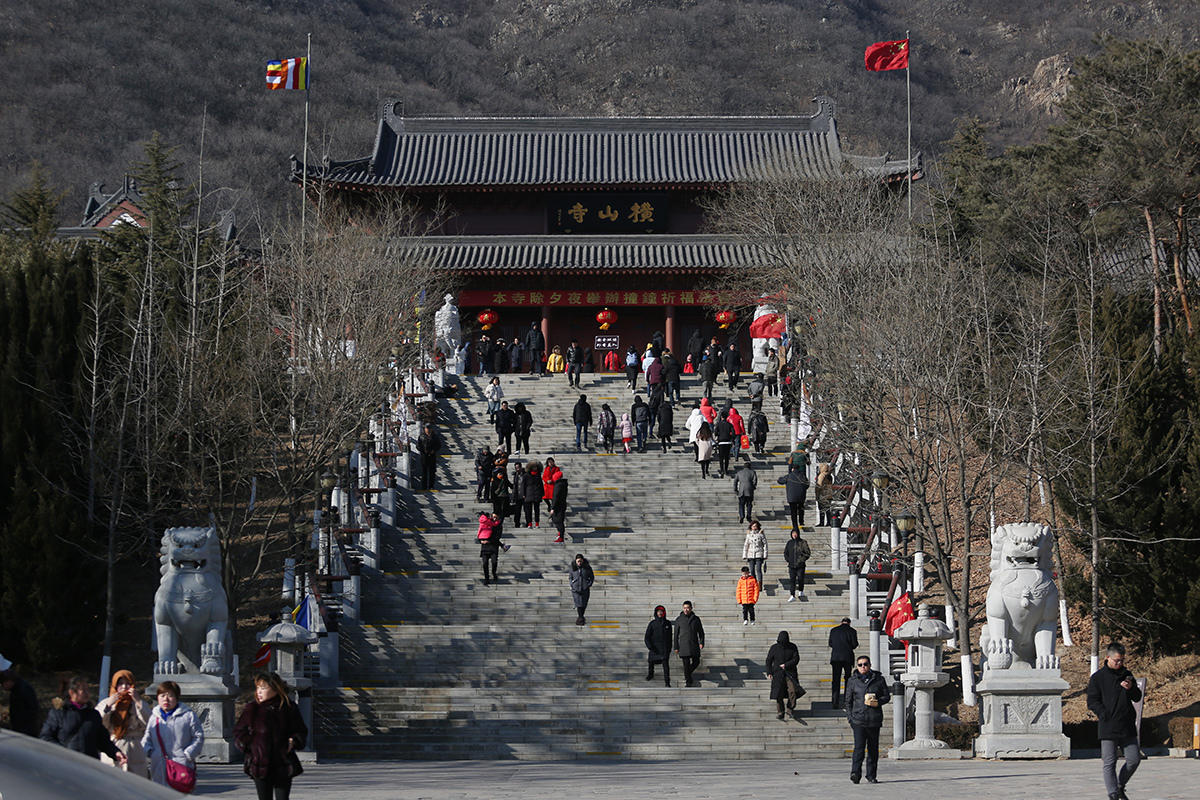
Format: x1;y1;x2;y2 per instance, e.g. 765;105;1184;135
193;756;1199;799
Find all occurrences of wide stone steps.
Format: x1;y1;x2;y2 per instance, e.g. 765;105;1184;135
317;372;865;760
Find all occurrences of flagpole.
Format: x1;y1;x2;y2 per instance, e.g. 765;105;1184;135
906;29;912;222
301;32;311;254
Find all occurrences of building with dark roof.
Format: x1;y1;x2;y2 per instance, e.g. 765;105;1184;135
293;97;920;365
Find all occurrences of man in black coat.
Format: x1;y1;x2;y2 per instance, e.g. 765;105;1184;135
1087;642;1143;800
1;661;40;736
416;423;443;490
673;601;705;687
784;529;811;601
785;466;810;531
660;349;682;404
644;605;673;686
828;617;858;707
631;396;651;452
572;394;593;450
550;477;569;543
495;400;516;452
523;322;545;375
722;343;743;390
713;414;736;477
656;400;674;452
844;655;889;784
733;463;757;523
699;353;719;400
475;335;492;376
565;339;585;387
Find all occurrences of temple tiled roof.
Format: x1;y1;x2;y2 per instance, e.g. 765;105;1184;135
294;97;920;190
398;235;764;274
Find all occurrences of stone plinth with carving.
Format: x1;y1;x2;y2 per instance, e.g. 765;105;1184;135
974;670;1071;759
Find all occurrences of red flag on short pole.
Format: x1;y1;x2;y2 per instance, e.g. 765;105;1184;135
252;643;272;670
865;39;909;71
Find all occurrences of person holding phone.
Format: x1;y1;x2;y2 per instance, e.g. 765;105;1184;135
1087;642;1142;800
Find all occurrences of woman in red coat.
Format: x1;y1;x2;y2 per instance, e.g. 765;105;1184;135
234;672;307;800
542;457;563;512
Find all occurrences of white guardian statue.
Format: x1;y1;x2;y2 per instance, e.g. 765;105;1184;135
979;522;1061;671
152;527;232;676
434;293;462;373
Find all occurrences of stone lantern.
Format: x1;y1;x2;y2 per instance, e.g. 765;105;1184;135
257;616;319;762
891;604;959;759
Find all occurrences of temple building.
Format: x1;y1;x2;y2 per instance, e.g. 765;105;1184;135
293;97;919;366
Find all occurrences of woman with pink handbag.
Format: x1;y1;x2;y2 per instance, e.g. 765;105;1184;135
141;680;204;792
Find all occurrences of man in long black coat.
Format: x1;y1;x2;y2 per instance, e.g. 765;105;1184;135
844;655;889;784
660;349;682;404
722;343;743;390
416;423;442;490
674;601;705;687
1087;642;1143;800
766;630;801;719
828;617;858;708
523;322;545;375
643;606;673;686
495;401;516;452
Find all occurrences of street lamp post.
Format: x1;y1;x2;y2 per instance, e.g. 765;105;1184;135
895;509;920;592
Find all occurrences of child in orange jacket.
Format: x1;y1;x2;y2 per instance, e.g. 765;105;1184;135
736;566;760;625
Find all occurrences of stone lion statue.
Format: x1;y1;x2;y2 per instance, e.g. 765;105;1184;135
979;523;1060;671
153;526;231;676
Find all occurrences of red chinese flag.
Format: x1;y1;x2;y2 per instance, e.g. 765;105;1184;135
884;591;916;637
865;39;909;71
749;313;785;339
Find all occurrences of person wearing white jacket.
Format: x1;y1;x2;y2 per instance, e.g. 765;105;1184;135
483;376;504;423
141;681;204;789
685;404;705;457
742;520;768;587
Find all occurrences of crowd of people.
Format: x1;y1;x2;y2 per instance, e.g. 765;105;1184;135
0;655;309;799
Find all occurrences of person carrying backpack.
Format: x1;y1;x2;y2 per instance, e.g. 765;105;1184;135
624;347;640;392
598;403;617;453
784;529;811;601
477;512;505;585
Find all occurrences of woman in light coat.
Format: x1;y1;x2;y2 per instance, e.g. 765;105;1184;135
483;376;504;424
742;519;768;586
142;680;204;789
97;669;151;776
685;404;705;449
695;422;714;479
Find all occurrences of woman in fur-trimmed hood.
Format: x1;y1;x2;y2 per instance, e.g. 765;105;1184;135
95;669;151;775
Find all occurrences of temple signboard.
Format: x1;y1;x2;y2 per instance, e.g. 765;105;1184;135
458;290;717;307
548;193;670;234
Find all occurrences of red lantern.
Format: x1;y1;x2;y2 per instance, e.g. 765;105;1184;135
596;308;618;331
715;309;738;329
477;308;499;331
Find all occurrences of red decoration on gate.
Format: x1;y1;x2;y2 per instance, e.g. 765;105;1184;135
596;308;618;331
477;308;499;331
715;309;738;329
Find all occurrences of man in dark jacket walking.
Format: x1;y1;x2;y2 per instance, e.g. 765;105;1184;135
785;466;810;531
550;477;569;543
1;659;40;736
644;606;673;686
722;343;743;390
524;322;545;375
733;463;757;523
661;349;682;404
674;601;705;687
714;414;736;477
700;354;719;400
565;339;585;387
631;396;651;452
1087;642;1142;800
844;655;889;784
416;423;443;490
495;401;516;452
828;617;858;707
784;529;811;601
572;394;593;450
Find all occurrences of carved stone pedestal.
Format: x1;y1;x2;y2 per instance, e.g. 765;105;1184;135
155;673;240;762
974;669;1071;759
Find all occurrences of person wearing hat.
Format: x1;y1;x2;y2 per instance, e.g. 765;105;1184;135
643;606;673;686
828;617;859;708
0;654;40;736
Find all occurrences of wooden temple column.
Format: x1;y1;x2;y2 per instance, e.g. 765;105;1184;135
665;305;676;353
540;305;551;356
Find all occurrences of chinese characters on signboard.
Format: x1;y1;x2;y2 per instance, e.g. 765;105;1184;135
594;335;619;350
549;193;670;234
458;290;717;307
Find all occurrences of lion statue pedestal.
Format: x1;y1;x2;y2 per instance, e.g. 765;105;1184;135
150;526;239;762
974;523;1071;759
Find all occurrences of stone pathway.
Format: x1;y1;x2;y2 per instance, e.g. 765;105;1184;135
193;757;1198;798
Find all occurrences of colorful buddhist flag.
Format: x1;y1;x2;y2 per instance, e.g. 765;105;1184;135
292;593;311;628
864;39;909;71
266;57;308;90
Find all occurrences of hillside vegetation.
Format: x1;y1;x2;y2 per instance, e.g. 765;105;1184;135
2;1;1196;220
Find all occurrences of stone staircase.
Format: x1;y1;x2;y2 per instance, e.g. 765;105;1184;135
316;371;886;760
